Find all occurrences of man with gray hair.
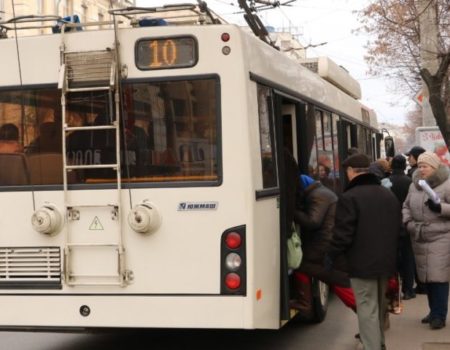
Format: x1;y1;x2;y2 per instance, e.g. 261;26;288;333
325;153;401;350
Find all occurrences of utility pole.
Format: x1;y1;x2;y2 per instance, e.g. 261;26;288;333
417;0;439;127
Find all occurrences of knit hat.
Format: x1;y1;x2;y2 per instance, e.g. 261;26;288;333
405;146;426;161
342;153;370;169
299;174;315;190
417;151;441;169
369;162;385;179
391;155;407;171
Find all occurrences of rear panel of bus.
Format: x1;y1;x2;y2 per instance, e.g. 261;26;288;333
0;24;282;329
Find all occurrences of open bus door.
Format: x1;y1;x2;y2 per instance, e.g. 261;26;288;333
274;94;328;325
273;94;291;324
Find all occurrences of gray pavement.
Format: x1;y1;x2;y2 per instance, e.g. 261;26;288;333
386;294;450;350
289;291;450;350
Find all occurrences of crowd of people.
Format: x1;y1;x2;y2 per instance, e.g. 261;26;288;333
289;145;450;350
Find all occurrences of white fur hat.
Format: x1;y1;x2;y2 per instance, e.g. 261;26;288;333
417;151;441;169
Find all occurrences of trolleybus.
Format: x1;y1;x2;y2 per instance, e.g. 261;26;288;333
0;3;382;330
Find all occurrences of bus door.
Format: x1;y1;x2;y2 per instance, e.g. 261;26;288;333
274;94;305;323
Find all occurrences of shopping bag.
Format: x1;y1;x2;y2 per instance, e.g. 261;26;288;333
287;223;302;269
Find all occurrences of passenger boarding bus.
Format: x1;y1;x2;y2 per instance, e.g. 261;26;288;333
0;4;382;330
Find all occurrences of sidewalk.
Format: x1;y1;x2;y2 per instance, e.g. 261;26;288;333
274;292;450;350
386;294;450;350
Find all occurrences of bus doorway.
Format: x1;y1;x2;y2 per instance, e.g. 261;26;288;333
276;97;303;324
278;99;330;324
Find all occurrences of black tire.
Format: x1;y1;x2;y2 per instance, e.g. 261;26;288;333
311;278;329;323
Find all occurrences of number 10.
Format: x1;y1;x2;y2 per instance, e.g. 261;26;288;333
149;39;177;67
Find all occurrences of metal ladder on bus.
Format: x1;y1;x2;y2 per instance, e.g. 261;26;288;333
58;26;129;287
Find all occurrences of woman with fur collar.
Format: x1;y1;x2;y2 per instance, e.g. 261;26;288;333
403;151;450;330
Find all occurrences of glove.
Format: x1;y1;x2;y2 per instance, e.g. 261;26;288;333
323;254;334;271
426;199;442;213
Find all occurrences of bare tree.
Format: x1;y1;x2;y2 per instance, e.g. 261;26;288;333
358;0;450;146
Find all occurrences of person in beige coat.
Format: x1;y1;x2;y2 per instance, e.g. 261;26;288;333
403;151;450;330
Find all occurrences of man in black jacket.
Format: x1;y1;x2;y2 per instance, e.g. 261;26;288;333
327;153;401;350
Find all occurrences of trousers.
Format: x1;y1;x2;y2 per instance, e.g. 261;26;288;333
398;236;415;294
351;276;388;350
427;282;449;321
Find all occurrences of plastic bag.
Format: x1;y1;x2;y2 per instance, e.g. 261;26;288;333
287;223;302;269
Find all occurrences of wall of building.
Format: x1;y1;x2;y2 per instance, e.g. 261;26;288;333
0;0;135;35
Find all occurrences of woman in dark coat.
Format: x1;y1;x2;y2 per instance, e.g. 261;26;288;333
403;151;450;330
294;175;355;312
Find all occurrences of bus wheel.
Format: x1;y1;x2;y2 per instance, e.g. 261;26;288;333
311;279;329;323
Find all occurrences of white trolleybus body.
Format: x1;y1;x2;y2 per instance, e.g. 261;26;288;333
0;4;382;330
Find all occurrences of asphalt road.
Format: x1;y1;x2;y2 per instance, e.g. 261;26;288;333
0;293;449;350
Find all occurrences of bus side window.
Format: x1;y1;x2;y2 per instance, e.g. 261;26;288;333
303;104;318;179
257;85;278;189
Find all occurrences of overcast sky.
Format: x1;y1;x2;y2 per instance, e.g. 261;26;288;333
136;0;416;125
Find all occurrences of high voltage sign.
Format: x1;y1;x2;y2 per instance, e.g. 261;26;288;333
89;216;104;230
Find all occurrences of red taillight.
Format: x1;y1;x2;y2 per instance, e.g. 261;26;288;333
221;32;230;42
225;273;241;289
221;226;245;295
225;232;241;249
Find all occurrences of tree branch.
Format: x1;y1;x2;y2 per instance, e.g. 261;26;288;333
436;51;450;80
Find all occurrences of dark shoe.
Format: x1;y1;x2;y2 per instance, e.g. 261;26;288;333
415;285;427;294
430;318;446;329
402;292;416;300
421;314;431;324
354;333;360;339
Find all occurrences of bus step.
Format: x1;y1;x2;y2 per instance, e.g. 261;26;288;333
65;163;118;170
66;280;124;286
64;124;117;131
66;86;112;92
66;243;121;248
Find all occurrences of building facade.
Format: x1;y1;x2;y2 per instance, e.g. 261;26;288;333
0;0;135;35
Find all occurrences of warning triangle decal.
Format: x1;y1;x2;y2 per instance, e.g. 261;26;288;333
89;216;104;230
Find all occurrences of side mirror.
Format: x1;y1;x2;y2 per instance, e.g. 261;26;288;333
384;136;395;158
